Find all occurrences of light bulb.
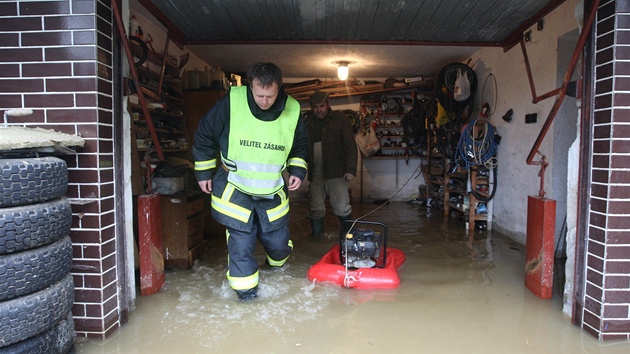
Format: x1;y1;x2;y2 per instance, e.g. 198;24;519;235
337;62;349;81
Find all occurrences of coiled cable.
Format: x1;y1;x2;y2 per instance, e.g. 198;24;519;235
455;118;498;202
456;118;498;169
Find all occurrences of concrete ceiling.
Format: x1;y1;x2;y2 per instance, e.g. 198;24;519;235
131;0;564;79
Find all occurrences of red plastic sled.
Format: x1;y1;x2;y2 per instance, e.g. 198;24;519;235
307;244;406;289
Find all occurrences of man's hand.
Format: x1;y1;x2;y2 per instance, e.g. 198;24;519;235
287;175;302;191
344;173;355;182
198;180;213;194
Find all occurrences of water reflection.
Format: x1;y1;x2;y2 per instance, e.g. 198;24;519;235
74;201;630;354
465;230;494;262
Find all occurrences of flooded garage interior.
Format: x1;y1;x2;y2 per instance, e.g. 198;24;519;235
74;199;630;353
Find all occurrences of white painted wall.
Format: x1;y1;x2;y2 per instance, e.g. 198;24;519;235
464;0;581;245
554;29;581;249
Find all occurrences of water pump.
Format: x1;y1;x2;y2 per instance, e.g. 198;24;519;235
340;221;388;269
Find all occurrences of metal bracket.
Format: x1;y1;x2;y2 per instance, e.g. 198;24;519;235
524;0;600;165
533;151;549;198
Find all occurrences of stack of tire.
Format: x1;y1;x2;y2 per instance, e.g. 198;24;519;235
0;157;75;353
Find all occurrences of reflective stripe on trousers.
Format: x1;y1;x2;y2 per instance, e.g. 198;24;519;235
225;214;292;291
211;183;252;223
266;189;289;222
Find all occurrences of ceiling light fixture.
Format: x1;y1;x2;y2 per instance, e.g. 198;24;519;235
337;61;349;81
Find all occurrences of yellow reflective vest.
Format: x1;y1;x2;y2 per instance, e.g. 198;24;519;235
223;86;301;196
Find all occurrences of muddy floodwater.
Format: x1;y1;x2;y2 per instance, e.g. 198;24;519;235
75;200;630;353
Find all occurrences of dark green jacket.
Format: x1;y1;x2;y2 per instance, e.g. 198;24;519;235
304;109;357;181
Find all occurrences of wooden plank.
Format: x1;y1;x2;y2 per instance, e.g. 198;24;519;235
288;82;384;100
188;239;210;268
161;194;188;268
182;90;225;148
291;81;434;101
284;83;327;95
284;79;358;95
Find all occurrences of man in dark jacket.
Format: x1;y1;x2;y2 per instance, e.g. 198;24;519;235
193;62;308;300
304;91;358;238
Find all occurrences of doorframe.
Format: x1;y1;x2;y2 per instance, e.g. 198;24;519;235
113;0;137;321
571;2;594;324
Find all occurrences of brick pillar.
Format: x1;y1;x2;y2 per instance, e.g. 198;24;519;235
0;0;121;339
581;0;630;341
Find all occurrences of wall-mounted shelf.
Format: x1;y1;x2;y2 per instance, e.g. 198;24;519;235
286;79;434;101
128;40;191;164
443;169;491;230
360;93;416;159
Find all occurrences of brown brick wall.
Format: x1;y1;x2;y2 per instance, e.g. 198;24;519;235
584;0;630;341
0;0;119;339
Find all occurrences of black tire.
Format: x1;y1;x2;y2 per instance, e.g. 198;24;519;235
0;312;74;354
0;157;68;208
435;62;477;114
0;236;72;302
0;273;74;348
0;198;71;256
129;35;148;67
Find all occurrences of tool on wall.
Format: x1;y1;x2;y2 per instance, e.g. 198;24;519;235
111;0;164;160
401;89;429;157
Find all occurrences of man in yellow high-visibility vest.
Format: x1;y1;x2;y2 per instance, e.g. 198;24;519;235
193;62;308;300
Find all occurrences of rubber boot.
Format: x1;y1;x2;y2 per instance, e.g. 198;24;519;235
310;218;324;239
235;286;258;301
338;214;352;235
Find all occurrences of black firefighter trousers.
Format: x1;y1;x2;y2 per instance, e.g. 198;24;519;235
226;213;293;292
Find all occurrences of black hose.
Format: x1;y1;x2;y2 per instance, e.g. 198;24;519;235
470;164;497;202
129;36;148;67
434;126;459;163
401;100;429;154
435;62;477;123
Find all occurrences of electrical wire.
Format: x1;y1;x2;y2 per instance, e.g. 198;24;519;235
455;118;498;169
354;158;423;223
480;73;498;116
455;118;499;202
554;215;567;296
